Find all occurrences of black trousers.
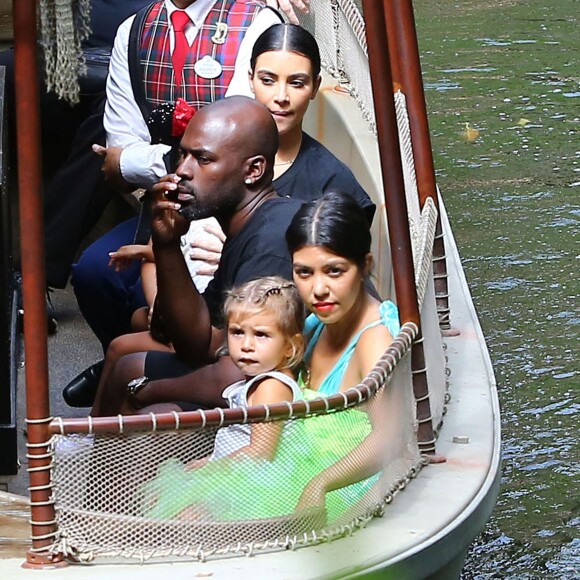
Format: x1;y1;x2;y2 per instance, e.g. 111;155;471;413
42;96;119;289
0;47;118;289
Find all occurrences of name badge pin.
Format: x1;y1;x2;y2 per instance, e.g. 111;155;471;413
211;22;228;45
194;55;223;79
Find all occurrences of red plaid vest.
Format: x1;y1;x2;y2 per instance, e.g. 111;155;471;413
140;0;265;109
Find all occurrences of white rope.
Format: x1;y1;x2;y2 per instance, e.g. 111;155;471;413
39;0;92;104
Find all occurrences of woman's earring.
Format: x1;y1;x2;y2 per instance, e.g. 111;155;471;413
245;178;253;185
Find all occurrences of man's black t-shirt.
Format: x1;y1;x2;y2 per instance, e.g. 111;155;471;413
203;196;303;327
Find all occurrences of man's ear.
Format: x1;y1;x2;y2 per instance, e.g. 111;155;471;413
244;155;267;184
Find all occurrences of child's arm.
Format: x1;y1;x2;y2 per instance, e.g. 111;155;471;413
141;260;157;309
108;242;154;272
242;377;294;461
184;377;294;470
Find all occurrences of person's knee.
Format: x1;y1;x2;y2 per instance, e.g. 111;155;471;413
131;307;150;332
106;335;127;367
106;333;145;365
109;352;145;391
71;245;112;292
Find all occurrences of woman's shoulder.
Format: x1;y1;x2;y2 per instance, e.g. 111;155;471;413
353;300;399;356
357;321;394;345
352;321;394;375
300;133;353;173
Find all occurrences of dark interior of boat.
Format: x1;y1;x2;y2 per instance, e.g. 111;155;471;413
0;65;18;478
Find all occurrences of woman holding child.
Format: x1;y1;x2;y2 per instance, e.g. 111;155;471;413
138;192;401;522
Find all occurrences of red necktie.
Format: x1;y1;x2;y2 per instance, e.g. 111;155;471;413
171;10;191;87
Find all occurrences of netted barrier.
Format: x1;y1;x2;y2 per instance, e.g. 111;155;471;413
38;0;92;103
299;0;376;134
395;88;449;431
47;325;421;562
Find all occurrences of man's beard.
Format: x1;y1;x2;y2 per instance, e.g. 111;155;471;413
178;197;221;222
178;202;202;222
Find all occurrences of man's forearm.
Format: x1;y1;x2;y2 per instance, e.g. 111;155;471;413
135;357;243;409
154;242;214;365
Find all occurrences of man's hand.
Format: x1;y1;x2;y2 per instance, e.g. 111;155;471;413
150;174;190;247
92;144;133;193
266;0;309;25
188;220;226;276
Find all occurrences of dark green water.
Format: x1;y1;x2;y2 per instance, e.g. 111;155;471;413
413;0;579;577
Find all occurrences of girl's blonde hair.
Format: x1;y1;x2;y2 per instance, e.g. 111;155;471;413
223;276;306;370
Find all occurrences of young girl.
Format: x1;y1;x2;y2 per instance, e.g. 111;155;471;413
140;276;306;520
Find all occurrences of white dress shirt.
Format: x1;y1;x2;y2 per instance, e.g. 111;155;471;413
104;0;280;188
104;1;280;291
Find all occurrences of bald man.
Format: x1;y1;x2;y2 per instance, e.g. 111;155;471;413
89;97;303;415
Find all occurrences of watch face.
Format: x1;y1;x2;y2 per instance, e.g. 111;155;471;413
127;377;149;390
128;377;146;388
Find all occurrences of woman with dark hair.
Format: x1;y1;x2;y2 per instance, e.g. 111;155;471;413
287;191;398;396
248;24;374;219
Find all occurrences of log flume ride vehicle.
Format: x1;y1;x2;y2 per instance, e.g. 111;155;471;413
0;1;500;578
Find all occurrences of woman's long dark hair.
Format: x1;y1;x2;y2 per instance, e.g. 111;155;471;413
250;23;321;78
286;191;372;269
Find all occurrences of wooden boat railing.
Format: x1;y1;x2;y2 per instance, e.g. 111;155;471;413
383;0;453;332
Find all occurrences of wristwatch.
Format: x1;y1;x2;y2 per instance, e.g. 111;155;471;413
127;376;150;403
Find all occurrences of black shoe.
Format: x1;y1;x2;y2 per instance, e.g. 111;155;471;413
62;360;105;407
14;272;58;335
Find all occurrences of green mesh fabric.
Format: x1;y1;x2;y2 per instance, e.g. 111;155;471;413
138;390;377;523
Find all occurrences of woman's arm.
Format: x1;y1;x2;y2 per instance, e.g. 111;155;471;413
298;325;400;509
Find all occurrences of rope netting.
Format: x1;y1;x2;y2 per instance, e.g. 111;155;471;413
298;0;375;134
38;0;91;104
48;341;421;562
